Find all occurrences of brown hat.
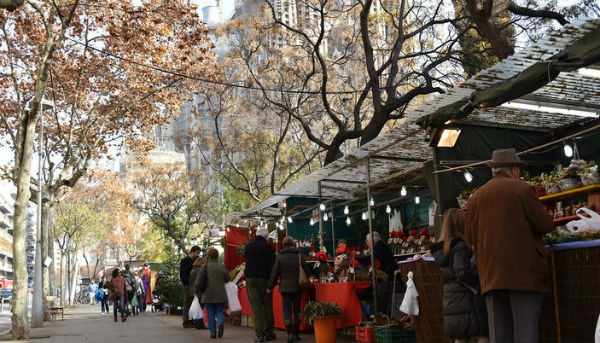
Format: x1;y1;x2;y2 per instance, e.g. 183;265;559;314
487;148;524;167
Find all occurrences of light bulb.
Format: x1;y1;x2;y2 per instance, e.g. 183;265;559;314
415;196;420;204
362;212;367;221
564;144;573;158
344;205;349;215
309;218;314;226
319;203;326;211
323;213;328;221
369;198;375;206
464;171;473;183
287;216;293;223
346;217;351;226
386;205;391;214
401;186;407;197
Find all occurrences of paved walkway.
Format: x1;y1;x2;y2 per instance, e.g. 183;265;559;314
0;306;357;342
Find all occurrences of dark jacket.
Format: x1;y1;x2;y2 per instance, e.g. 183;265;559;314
98;280;110;290
357;240;395;276
432;239;488;340
189;265;202;297
197;260;230;304
465;172;554;294
268;247;311;293
123;270;136;293
179;256;195;286
244;236;276;278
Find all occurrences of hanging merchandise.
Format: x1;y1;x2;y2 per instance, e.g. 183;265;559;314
429;200;437;227
400;271;419;316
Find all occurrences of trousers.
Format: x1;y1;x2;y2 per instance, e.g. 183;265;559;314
281;291;302;324
182;285;192;323
485;290;543;343
113;296;124;317
246;277;274;338
205;303;225;335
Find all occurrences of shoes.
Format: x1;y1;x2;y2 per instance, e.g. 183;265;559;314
285;322;293;343
114;316;117;322
254;336;265;342
183;321;196;329
217;324;224;338
210;334;217;339
121;315;126;322
265;332;277;341
293;320;301;341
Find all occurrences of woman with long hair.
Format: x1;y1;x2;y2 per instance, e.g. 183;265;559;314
268;236;311;343
431;209;488;343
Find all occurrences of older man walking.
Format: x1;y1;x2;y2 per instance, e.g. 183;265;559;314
465;148;553;343
244;227;276;342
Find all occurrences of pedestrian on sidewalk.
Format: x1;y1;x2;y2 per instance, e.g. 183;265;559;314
88;280;98;305
123;265;137;317
267;236;310;343
432;209;488;343
142;273;150;312
244;227;276;342
465;148;554;343
197;247;230;339
133;271;145;315
180;246;201;328
98;275;110;314
189;257;208;330
110;268;126;322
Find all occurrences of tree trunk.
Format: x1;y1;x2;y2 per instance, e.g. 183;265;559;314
10;117;38;339
48;234;57;299
68;255;77;305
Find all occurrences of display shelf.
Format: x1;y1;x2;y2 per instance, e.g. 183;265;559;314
539;184;600;203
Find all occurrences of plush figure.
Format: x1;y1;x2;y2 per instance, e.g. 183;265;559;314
334;254;350;281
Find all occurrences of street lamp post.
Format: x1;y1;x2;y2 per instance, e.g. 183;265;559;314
31;99;53;328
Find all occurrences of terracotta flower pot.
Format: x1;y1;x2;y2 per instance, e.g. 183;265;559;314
313;316;338;343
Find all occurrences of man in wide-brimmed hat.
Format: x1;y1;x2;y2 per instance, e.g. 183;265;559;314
464;148;553;343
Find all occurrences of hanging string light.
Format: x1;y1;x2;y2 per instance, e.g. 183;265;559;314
401;186;407;197
464;171;473;183
310;218;315;226
287;216;293;223
323;212;329;221
346;217;351;226
369;198;375;206
386;205;391;214
319;203;326;211
415;196;420;204
344;205;349;215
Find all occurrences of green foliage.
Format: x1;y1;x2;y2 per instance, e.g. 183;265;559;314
155;251;186;307
301;301;343;325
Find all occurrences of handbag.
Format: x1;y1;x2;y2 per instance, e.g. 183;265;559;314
298;254;310;289
198;264;209;294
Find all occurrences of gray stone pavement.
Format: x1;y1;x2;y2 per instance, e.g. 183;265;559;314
0;305;357;342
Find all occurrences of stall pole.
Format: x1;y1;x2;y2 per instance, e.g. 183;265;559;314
330;204;335;256
318;180;324;252
432;148;444;230
366;158;378;313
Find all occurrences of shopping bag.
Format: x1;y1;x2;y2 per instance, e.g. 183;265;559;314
225;282;242;315
131;295;138;307
595;314;600;343
189;296;204;320
400;271;419;316
298;254;310;289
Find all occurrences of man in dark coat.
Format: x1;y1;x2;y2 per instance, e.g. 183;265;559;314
244;227;276;342
465;148;553;343
180;245;201;328
357;231;396;315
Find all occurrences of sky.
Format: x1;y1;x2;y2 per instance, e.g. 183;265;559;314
196;0;235;20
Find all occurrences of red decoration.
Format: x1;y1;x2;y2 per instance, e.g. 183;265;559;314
336;244;348;254
375;259;381;269
316;251;327;262
350;260;359;268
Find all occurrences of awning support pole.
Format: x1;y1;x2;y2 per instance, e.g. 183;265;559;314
330;204;336;257
318;180;324;252
366;158;378;314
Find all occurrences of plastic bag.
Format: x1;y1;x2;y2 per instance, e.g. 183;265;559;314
189;296;204;320
400;271;419;316
131;295;138;307
595;314;600;343
225;282;242;315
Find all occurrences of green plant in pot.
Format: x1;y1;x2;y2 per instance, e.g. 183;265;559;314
302;301;343;343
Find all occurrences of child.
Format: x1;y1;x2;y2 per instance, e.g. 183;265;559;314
431;209;488;343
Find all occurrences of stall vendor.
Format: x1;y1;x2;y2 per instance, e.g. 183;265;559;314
357;232;396;315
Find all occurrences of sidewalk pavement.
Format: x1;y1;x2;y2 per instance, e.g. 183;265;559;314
0;305;358;343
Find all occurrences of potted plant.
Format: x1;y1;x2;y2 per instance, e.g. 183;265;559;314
302;301;343;343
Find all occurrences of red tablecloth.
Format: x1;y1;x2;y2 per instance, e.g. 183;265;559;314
238;286;313;330
314;281;372;328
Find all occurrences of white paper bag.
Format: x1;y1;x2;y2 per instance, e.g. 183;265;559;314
189;295;204;320
225;282;242;315
400;271;419;316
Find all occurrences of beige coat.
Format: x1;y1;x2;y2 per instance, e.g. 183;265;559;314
464;172;554;294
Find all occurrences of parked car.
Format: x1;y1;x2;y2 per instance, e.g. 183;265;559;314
0;288;12;300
